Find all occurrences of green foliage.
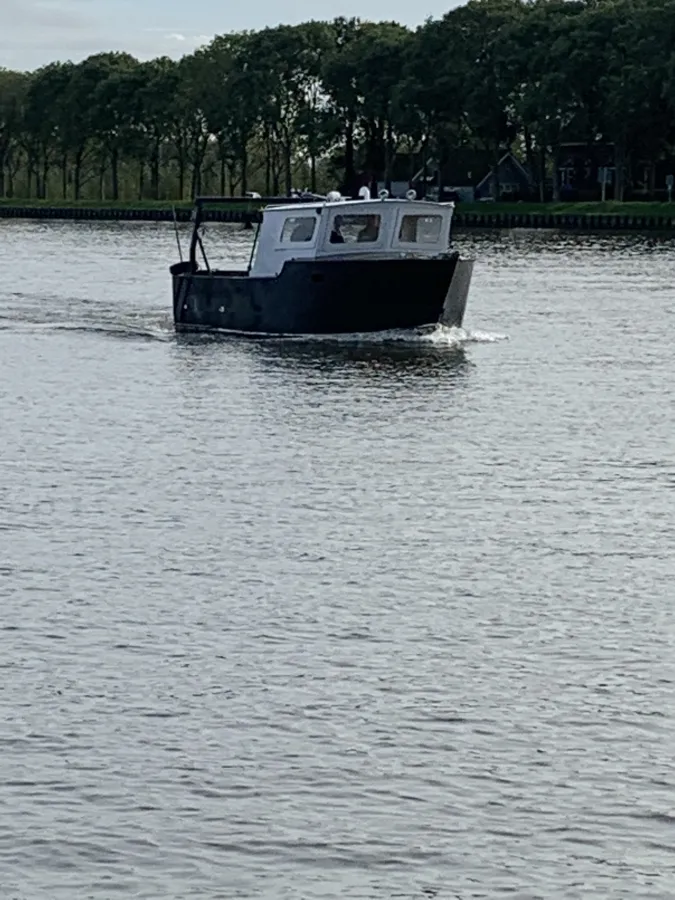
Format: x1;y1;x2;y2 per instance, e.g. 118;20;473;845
2;2;675;202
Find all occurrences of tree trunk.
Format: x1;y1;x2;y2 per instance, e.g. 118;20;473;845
0;160;4;198
615;139;626;202
384;120;395;193
138;160;145;201
491;144;500;201
177;153;185;200
265;129;272;195
283;135;292;196
25;150;37;198
422;138;429;199
111;147;119;201
41;154;49;200
523;126;535;200
538;145;546;203
73;147;85;200
150;138;160;200
219;157;226;196
363;119;380;187
552;145;561;202
270;130;281;195
190;133;206;199
190;155;201;199
61;154;68;200
345;118;355;192
310;152;317;193
240;146;248;196
227;162;237;196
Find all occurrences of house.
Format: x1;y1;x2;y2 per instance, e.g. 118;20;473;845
410;148;492;201
559;142;675;200
557;142;615;200
410;149;534;202
474;152;535;201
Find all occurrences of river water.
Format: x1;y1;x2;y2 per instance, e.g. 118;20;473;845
1;219;675;899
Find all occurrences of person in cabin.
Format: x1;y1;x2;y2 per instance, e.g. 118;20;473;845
357;215;379;242
330;216;345;244
290;218;315;241
399;215;417;242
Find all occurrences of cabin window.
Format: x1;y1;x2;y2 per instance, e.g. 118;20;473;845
329;213;381;245
280;216;317;243
398;215;443;244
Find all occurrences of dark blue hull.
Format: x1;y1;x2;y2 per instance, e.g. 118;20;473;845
171;254;471;336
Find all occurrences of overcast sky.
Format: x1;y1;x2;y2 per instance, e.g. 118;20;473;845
0;0;464;71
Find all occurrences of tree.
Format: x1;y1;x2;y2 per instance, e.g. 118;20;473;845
133;58;180;200
1;4;675;203
450;0;523;200
88;54;141;200
195;34;260;196
0;69;28;197
508;0;587;200
348;22;412;191
247;23;334;195
320;17;363;194
399;18;469;193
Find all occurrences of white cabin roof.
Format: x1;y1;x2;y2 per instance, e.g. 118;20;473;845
250;197;456;277
263;197;455;214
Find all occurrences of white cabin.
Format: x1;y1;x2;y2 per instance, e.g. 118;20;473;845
249;196;455;278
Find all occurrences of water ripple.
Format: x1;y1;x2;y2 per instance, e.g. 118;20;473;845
1;221;675;898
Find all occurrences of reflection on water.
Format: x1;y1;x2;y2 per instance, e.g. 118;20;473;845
255;339;469;374
173;326;473;378
2;221;675;900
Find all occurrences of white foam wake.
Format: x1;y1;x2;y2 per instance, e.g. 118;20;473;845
423;325;509;346
248;324;509;347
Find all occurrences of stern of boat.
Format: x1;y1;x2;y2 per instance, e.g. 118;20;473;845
170;260;195;325
440;256;474;328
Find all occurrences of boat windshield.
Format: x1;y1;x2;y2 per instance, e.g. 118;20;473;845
329;213;381;245
398;214;443;244
280;215;317;243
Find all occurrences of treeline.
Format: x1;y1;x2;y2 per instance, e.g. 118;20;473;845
1;0;674;203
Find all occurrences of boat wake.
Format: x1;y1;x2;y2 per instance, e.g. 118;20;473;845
223;323;508;371
1;294;506;349
0;315;173;342
178;323;507;347
409;324;508;346
300;324;509;347
0;293;173;342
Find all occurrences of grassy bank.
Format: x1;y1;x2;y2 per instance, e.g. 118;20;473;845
0;198;259;212
2;198;675;216
458;201;675;217
0;198;188;209
2;198;675;230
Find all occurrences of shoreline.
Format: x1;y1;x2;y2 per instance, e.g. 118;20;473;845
2;200;675;231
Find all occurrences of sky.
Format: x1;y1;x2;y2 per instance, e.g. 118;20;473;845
0;0;464;71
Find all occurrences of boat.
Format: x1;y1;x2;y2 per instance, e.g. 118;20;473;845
169;191;474;335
